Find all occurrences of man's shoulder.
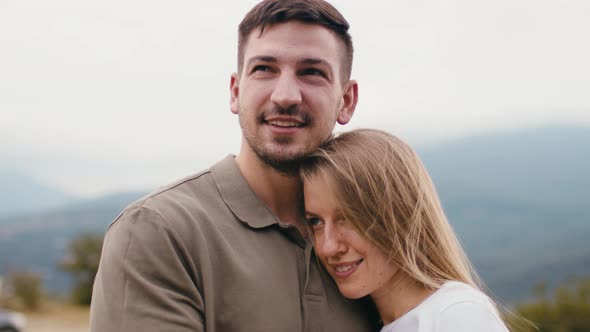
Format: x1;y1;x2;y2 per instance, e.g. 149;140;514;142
110;155;240;231
129;155;238;212
139;168;214;209
125;168;212;212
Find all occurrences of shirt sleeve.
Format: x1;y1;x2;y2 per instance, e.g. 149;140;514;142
437;300;509;332
90;206;204;332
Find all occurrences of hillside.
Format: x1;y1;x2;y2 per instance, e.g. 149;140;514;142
419;126;590;301
0;126;589;303
0;191;146;293
0;170;79;217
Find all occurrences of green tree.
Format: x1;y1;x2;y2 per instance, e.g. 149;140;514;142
59;232;103;305
513;277;590;332
8;271;43;310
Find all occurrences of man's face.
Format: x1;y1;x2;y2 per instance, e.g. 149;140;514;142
230;21;358;172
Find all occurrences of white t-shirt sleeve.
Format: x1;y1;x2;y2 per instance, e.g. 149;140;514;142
437;301;509;332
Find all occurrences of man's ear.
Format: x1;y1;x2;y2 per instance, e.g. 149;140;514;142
336;80;358;125
230;73;240;114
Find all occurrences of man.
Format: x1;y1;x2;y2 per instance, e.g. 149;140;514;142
90;0;376;331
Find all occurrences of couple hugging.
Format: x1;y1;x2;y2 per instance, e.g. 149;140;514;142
90;0;510;331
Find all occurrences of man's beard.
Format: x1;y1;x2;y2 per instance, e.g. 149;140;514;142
256;144;307;176
240;104;317;176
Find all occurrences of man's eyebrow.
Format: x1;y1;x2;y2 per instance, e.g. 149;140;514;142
299;58;330;66
299;58;334;75
245;55;277;68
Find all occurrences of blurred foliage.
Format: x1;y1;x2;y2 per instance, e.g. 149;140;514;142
509;277;590;331
58;232;103;305
1;271;44;310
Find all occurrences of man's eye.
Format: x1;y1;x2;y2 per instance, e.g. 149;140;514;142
300;68;326;77
252;65;272;72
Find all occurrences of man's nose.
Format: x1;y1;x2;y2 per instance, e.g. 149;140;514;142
270;72;302;109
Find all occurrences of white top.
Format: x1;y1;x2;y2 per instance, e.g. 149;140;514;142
380;281;509;332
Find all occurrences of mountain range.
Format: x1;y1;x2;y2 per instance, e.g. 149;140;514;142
0;169;79;217
0;125;589;303
418;126;590;302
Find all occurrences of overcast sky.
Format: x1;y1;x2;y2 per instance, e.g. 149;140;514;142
1;0;589;196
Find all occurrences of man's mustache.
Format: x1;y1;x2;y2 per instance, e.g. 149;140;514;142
259;105;312;124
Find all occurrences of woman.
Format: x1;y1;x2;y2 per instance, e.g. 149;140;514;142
301;129;509;331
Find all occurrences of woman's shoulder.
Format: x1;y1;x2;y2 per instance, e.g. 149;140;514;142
429;281;508;331
433;281;491;307
381;281;508;332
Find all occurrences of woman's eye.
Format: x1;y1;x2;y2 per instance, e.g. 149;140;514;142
336;216;353;229
306;217;323;228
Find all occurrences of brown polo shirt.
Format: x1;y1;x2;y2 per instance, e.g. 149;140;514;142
90;155;377;332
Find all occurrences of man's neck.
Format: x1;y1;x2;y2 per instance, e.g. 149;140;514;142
235;151;306;233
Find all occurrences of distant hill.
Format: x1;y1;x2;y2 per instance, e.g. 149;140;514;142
0;126;589;303
0;169;80;217
419;126;590;302
420;126;590;208
0;190;146;293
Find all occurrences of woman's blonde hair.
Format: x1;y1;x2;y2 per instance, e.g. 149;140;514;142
300;128;479;291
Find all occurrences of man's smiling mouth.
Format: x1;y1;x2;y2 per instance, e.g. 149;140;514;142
266;120;305;128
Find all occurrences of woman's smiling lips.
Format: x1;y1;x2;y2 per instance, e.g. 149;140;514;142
329;259;364;278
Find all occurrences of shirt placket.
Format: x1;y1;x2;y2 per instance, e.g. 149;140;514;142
301;242;327;332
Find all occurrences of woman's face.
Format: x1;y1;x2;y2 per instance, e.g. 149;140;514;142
303;173;401;299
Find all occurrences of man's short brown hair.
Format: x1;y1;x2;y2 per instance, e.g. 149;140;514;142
238;0;353;83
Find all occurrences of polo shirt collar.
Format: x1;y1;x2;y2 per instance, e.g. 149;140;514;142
211;155;279;229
